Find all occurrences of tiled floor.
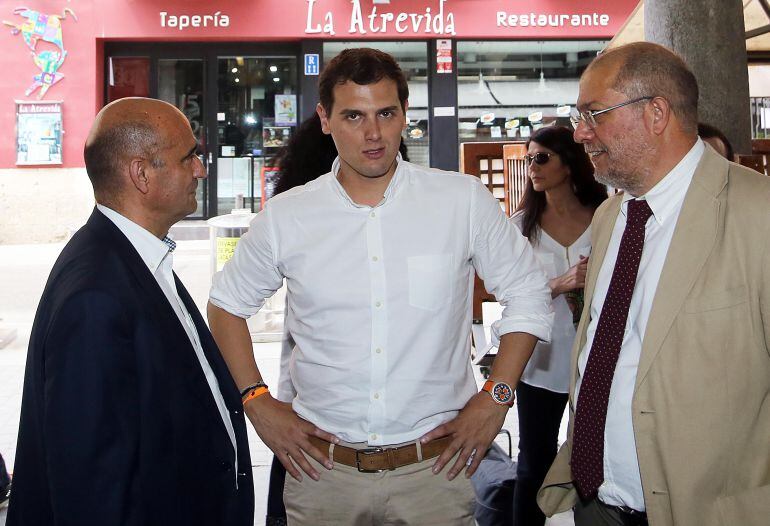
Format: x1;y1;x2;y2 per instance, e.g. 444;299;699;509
0;240;572;525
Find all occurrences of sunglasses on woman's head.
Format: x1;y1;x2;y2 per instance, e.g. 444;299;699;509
524;152;555;165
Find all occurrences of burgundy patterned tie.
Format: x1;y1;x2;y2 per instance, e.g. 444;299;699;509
572;198;653;500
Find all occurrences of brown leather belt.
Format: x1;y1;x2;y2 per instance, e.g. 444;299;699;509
309;435;452;473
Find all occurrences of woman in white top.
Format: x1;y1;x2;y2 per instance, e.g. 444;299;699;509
511;125;607;526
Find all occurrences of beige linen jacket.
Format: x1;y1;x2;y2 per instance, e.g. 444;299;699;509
537;146;770;526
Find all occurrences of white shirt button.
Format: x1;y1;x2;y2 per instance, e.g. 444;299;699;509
373;393;380;399
371;433;378;440
375;347;382;354
375;301;382;308
372;256;379;262
370;211;376;218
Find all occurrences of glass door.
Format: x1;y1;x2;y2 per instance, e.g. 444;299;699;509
106;52;208;219
216;56;298;214
158;59;207;218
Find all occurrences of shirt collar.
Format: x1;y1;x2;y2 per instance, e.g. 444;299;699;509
621;138;704;226
96;204;173;274
330;153;405;209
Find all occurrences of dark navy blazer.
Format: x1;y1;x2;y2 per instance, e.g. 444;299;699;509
8;209;254;526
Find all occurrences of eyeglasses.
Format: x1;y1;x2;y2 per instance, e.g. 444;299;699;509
570;96;653;130
524;152;555;166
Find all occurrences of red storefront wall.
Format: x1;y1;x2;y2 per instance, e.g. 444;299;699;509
0;0;637;169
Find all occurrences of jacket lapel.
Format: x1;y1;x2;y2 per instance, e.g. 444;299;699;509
569;194;623;400
174;274;242;410
634;148;726;389
89;209;228;414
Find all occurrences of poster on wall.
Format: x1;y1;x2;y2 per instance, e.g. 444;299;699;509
436;39;453;74
16;101;63;165
274;94;297;126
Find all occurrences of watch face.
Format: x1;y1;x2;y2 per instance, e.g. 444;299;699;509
492;382;513;404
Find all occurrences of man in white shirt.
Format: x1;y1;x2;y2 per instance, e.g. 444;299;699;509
8;98;254;526
538;43;770;526
208;48;552;525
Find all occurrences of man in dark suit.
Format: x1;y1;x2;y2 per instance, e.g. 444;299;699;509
7;97;254;525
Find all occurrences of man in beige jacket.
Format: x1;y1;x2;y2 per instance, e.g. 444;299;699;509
538;42;770;526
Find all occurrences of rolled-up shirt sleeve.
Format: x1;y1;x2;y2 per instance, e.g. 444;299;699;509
209;205;284;318
469;179;553;346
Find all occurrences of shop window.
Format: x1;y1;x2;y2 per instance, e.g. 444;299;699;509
323;42;429;167
456;41;605;145
216;56;298;214
107;57;150;102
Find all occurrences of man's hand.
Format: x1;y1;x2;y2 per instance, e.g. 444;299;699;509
549;255;588;297
245;394;340;482
419;392;509;480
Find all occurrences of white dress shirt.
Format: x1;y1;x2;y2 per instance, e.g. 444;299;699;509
97;204;238;477
512;215;591;393
210;158;552;445
575;139;705;510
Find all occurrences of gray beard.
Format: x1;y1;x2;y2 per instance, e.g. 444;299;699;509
594;168;645;195
593;139;653;196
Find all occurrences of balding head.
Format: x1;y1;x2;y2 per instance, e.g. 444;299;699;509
586;42;699;135
84;97;186;205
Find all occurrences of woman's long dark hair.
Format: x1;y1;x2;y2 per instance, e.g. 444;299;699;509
516;125;607;240
273;114;338;195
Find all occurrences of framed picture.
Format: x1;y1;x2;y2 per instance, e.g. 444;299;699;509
262;126;291;148
16;101;63;165
274;94;297;126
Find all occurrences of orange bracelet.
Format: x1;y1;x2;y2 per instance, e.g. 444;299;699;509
242;386;270;406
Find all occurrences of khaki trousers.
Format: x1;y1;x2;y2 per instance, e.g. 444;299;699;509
284;443;476;526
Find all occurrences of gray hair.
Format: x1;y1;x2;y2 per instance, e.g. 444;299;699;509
588;42;699;134
84;120;164;202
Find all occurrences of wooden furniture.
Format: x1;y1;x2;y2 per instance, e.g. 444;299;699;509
750;138;770;175
736;154;765;175
503;143;528;213
461;141;518;215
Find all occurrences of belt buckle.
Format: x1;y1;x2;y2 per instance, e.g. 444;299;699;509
355;447;388;473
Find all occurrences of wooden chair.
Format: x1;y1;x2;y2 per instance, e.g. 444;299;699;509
503;143;528;214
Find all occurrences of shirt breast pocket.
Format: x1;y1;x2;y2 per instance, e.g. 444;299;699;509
407;254;454;311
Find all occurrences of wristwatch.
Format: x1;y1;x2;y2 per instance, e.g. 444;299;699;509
481;380;514;407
